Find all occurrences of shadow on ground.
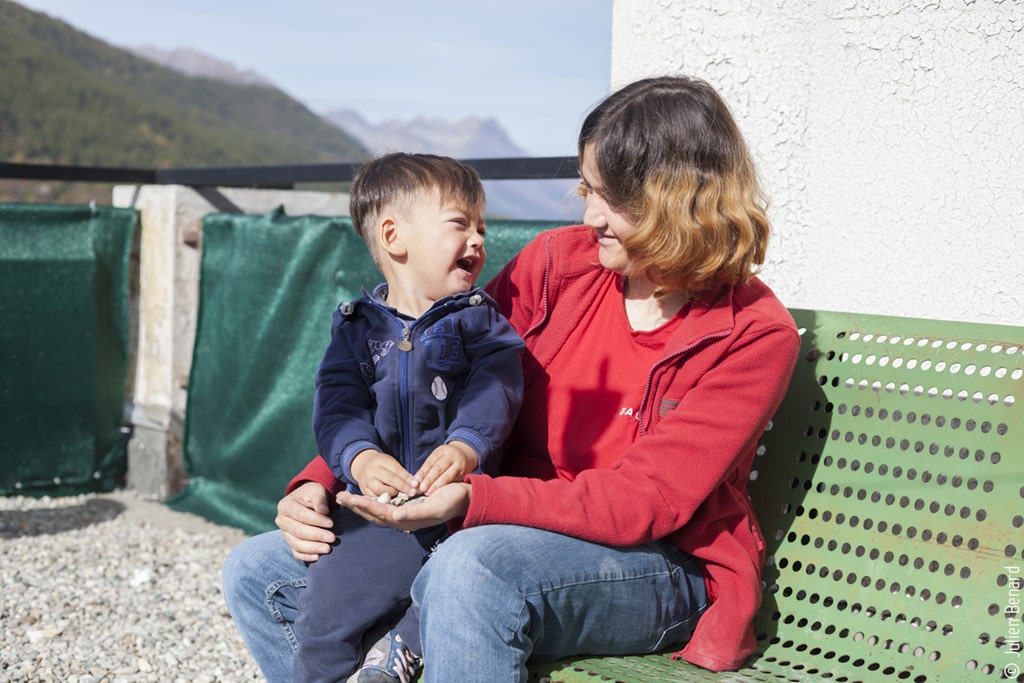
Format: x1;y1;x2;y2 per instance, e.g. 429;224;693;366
0;497;125;538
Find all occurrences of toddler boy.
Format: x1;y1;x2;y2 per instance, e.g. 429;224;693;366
293;153;524;683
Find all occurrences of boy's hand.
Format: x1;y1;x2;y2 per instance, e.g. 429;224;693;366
413;441;479;496
349;449;418;499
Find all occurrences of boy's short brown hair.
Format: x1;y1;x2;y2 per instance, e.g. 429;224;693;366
349;152;486;251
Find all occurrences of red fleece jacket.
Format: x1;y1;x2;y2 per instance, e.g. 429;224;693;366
289;225;800;672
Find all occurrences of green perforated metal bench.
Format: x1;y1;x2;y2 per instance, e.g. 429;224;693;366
178;214;1021;681
527;310;1023;683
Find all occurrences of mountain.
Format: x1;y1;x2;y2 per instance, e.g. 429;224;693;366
0;0;366;203
128;46;277;89
326;110;525;159
324;110;582;222
0;0;578;221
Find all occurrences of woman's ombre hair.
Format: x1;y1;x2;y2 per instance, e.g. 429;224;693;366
578;76;770;294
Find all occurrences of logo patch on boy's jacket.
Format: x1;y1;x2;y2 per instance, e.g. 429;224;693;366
659;398;681;416
367;339;394;364
430;376;449;401
420;318;467;373
361;338;396;379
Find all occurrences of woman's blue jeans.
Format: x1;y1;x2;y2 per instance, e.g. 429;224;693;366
222;525;707;683
411;525;707;683
222;530;307;683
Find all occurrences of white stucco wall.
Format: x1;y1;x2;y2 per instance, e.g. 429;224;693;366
611;0;1023;326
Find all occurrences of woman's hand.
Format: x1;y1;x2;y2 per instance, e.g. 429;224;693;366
274;481;336;562
337;482;472;532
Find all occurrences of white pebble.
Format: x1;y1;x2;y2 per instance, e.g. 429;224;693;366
26;628;62;643
129;568;153;587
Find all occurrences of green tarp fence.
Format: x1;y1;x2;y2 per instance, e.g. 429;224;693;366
168;209;557;533
0;203;137;496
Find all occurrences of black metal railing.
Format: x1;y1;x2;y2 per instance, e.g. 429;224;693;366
0;157;579;188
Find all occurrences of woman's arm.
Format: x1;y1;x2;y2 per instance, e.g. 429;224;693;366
462;319;800;546
285;454;338;495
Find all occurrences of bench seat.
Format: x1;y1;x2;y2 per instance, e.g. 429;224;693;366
529;309;1023;683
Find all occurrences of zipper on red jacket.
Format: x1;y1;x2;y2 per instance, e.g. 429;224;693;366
636;330;731;436
522;233;553;339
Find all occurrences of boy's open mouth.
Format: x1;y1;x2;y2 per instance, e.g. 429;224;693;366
456;258;475;273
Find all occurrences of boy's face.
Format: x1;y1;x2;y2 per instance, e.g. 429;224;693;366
395;190;487;300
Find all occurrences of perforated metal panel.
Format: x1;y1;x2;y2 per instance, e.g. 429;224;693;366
533;310;1023;683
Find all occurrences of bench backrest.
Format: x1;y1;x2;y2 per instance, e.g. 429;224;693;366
747;310;1023;682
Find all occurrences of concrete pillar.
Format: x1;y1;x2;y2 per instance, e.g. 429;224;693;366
112;185;349;499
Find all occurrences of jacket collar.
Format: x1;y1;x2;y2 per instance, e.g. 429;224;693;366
671;283;737;351
364;283;485;319
538;225;739;353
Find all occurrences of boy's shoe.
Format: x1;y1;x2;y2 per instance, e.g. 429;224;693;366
357;630;422;683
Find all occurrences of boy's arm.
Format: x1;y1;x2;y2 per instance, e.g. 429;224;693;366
350;447;419;499
312;309;383;484
441;298;525;473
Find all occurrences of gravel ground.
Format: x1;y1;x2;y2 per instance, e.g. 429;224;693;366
0;491;264;682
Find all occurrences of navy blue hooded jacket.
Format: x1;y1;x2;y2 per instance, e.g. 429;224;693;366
313;284;525;490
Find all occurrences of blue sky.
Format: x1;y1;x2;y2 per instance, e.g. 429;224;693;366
17;0;613;157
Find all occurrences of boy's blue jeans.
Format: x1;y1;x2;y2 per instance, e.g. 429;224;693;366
294;507;445;681
223;524;706;683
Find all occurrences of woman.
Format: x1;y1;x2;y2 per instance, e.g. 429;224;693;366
223;75;800;682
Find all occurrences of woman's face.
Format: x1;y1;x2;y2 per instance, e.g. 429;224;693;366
579;144;638;274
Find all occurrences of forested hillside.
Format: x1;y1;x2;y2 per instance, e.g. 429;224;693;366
0;0;366;203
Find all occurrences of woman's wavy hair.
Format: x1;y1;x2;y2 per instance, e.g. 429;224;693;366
578;75;770;294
